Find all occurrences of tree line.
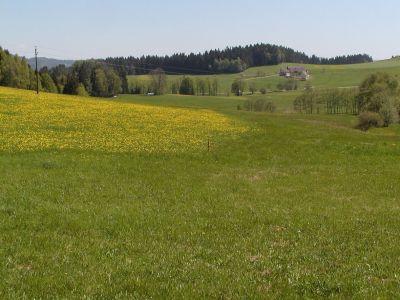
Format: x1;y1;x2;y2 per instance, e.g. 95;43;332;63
0;47;127;97
0;47;36;90
294;88;359;115
103;43;372;75
129;69;220;96
38;60;126;97
61;60;127;97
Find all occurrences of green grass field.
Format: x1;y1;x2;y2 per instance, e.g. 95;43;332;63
128;57;400;94
1;59;400;298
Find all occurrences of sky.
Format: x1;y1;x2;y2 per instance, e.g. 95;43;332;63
0;0;399;60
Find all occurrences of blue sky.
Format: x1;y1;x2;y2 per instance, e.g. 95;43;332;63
1;0;399;60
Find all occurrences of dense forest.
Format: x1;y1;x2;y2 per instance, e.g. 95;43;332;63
103;43;373;75
1;43;373;97
0;47;36;90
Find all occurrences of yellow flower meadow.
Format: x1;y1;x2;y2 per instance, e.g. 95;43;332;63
0;87;247;153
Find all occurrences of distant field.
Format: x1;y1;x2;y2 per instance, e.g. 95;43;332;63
127;58;400;93
1;84;400;298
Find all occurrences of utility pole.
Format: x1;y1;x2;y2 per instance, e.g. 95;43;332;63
35;46;39;94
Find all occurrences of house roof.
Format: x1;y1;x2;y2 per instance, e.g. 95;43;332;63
288;66;305;73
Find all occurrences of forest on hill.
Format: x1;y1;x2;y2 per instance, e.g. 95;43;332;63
103;43;373;75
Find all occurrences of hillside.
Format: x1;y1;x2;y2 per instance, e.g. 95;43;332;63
104;43;372;75
0;87;244;153
127;58;400;94
1;86;400;298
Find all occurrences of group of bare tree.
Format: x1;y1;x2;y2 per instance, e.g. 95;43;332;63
294;88;359;115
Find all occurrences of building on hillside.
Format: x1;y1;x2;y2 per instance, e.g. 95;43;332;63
279;66;310;80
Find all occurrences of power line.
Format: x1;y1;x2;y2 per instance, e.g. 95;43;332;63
104;61;225;75
83;59;224;76
35;50;222;76
4;43;236;75
93;61;182;75
30;46;229;75
96;61;193;76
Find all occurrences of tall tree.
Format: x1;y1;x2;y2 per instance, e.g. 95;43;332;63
149;68;167;95
211;78;219;96
92;68;108;97
0;47;34;90
179;77;195;95
231;78;247;96
40;72;58;93
249;81;257;95
106;69;122;96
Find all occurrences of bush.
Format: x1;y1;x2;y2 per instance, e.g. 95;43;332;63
179;77;195;95
231;79;247;96
260;88;267;95
357;72;399;112
355;112;384;131
379;96;399;126
277;79;297;91
75;83;89;97
264;101;276;113
243;99;276;112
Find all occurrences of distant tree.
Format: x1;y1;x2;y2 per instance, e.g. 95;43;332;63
355;111;384;131
75;83;89;96
0;47;34;90
92;68;108;97
357;72;399;112
49;64;69;93
62;61;125;97
205;78;211;96
129;78;146;94
102;44;372;77
231;78;247;96
214;58;247;73
294;88;359;115
211;78;219;96
106;69;122;96
179;77;195;95
77;60;96;94
378;93;399;126
63;73;80;95
196;78;207;95
40;72;58;93
243;99;276;112
249;81;257;95
150;68;167;95
171;79;181;94
277;79;297;91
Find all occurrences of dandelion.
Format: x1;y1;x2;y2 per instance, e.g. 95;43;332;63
0;87;247;153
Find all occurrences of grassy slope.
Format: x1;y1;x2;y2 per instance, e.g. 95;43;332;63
128;58;400;93
1;84;400;298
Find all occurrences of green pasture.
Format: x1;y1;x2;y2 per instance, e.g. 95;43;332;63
1;59;400;298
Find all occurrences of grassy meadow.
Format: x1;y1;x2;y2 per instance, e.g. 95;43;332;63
128;57;400;93
1;59;400;298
